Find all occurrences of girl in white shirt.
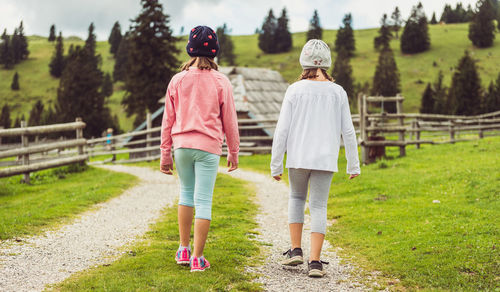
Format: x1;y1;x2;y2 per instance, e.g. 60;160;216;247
270;39;360;278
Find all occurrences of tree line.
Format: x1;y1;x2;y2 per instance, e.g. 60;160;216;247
0;22;29;69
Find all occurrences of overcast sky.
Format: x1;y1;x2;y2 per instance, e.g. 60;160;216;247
1;0;478;40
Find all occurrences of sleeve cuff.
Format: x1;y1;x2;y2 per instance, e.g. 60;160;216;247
160;149;173;165
227;151;239;164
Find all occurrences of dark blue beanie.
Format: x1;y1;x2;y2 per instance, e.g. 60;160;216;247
186;26;219;58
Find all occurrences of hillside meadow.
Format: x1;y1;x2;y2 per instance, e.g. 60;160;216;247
1;23;500;132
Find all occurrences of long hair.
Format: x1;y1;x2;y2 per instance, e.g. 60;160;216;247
181;56;218;71
298;68;334;82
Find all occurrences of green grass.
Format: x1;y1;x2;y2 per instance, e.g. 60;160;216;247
236;137;500;290
53;173;262;291
2;23;500;131
0;163;138;240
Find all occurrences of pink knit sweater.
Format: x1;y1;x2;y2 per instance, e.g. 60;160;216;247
160;67;240;165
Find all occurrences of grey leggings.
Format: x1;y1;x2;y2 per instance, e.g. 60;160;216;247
288;168;334;234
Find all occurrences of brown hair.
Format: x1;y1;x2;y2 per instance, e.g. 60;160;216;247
181;57;218;71
298;68;334;82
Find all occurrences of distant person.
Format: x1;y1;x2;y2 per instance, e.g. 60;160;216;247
270;39;360;278
160;25;240;272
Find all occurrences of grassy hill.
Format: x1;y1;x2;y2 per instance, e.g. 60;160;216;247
1;23;499;132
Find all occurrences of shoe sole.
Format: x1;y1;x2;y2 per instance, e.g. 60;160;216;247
281;256;304;266
308;269;326;278
176;260;190;266
190;266;210;272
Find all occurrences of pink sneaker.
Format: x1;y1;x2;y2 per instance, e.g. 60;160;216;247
190;256;210;272
175;247;190;265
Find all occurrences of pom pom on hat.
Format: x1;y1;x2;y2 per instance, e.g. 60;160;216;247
299;39;331;70
186;26;219;58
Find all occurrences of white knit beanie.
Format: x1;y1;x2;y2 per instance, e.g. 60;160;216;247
299;39;331;70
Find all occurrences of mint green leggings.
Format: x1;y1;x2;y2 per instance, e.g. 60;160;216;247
174;148;220;220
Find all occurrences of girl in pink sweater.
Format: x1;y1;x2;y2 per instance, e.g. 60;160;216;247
160;25;240;272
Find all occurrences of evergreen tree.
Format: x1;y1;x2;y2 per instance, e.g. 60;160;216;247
108;21;122;56
113;33;130;81
42;105;56;125
391;6;403;39
374;14;392;51
28;100;44;126
332;48;354;101
430;12;438;24
11;72;20;90
101;72;114;97
18;21;29;61
334;13;355;57
420;83;435;113
307;10;322;41
85;23;97;57
275;8;292;53
1;29;14;69
258;9;278;53
401;2;430;54
11;28;22;64
216;23;236;65
482;72;500;112
14;115;22;128
433;71;448;114
0;104;11;129
371;47;400;112
469;0;496;48
447;51;482;115
123;0;180;118
48;24;56;41
440;4;454;23
49;32;65;77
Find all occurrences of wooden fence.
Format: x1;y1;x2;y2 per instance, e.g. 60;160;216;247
358;94;500;164
0;118;87;183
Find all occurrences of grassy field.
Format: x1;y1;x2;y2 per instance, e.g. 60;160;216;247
1;23;500;132
53;173;262;291
0;164;138;240
236;137;499;291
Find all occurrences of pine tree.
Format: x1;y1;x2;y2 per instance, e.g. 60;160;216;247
275;8;292;53
48;24;56;41
0;104;11;129
113;33;129;81
391;7;403;39
430;12;438;24
216;23;236;65
49;32;65;77
307;10;322;41
401;2;430;54
334;13;355;57
469;0;496;48
11;28;22;64
258;9;278;53
371;47;400;112
28;100;44;126
481;72;500;112
42;105;56;125
11;72;20;90
1;29;14;69
332;48;354;101
374;14;392;51
123;0;180;117
448;51;482;115
14;115;21;128
420;83;435;113
101;73;113;97
433;71;448;114
18;21;29;61
108;21;122;56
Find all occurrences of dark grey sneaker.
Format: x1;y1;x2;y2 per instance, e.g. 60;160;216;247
281;248;304;266
308;260;329;277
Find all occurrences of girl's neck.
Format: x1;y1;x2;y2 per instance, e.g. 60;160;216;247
308;68;328;81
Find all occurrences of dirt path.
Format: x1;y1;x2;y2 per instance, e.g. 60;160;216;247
223;167;377;291
0;165;179;292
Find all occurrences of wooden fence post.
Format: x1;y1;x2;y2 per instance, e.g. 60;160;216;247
396;95;406;157
21;120;30;184
415;118;421;149
75;118;84;164
358;93;368;164
478;119;484;139
0;126;3;146
449;120;455;143
146;112;152;158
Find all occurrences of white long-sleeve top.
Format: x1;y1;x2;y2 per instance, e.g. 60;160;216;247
270;80;361;176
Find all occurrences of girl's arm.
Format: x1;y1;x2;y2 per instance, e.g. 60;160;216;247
270;91;293;177
160;84;176;168
220;81;240;167
340;90;361;175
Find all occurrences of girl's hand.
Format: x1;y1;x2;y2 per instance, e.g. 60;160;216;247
160;163;173;175
227;160;238;172
273;174;282;181
349;174;359;180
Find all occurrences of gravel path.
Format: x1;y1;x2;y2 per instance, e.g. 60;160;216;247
0;165;179;292
223;168;377;291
